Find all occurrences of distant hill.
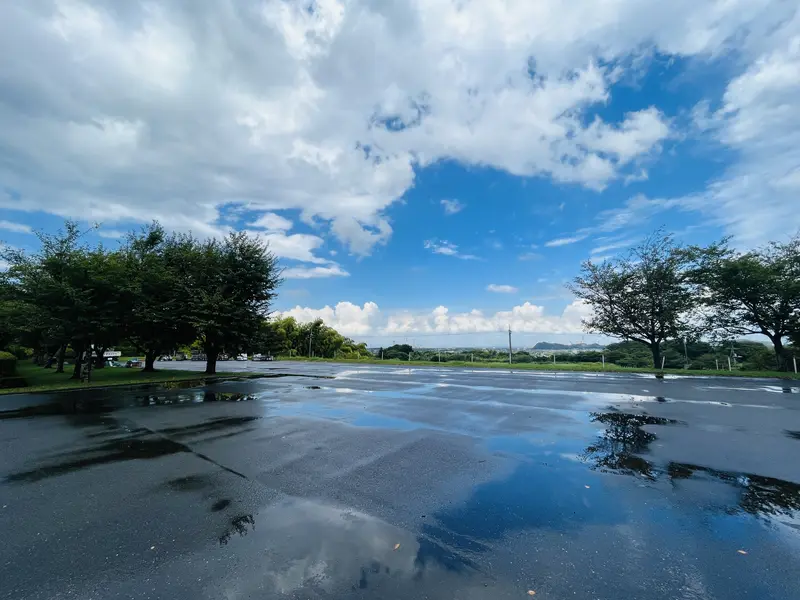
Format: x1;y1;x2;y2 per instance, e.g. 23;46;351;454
533;342;605;350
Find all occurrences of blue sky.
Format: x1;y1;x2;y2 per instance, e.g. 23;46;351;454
1;1;798;346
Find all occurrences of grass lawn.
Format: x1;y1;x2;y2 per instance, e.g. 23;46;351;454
286;356;800;380
0;361;251;396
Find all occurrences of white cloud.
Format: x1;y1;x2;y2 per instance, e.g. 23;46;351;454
246;230;329;264
0;220;32;234
590;237;639;256
545;234;588;247
0;0;795;257
97;229;125;239
518;252;542;261
283;264;349;279
280;299;592;339
486;284;518;294
440;199;464;215
0;259;9;271
280;301;383;336
423;240;479;260
675;26;800;245
250;212;293;232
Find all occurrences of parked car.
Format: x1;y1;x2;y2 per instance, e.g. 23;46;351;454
253;354;275;361
235;354;248;361
125;358;143;368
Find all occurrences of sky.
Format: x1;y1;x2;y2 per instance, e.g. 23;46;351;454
1;1;799;347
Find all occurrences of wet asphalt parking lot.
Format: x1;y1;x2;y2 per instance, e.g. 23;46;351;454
1;362;799;599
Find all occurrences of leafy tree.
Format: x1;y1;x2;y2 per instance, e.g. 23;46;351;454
2;222;102;377
569;233;695;368
687;234;800;370
186;232;281;374
123;225;196;372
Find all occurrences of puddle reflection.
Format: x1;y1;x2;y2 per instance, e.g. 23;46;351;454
214;497;486;597
583;412;800;519
582;412;684;480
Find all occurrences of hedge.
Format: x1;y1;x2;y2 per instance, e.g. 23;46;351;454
0;351;17;377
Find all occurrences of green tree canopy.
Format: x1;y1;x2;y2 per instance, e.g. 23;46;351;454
686;234;800;369
569;233;695;368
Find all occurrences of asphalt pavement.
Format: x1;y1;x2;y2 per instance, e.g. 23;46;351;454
1;362;799;599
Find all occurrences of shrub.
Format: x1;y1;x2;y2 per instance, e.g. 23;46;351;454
6;345;33;360
0;350;17;377
0;376;27;389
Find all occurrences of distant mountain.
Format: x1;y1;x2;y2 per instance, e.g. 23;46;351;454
533;342;605;350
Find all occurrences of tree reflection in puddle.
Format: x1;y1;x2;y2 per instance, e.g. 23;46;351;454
219;514;256;545
583;411;800;518
582;412;683;480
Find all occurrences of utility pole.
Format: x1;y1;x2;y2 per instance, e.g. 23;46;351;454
508;325;512;365
308;330;313;358
683;337;689;368
438;350;441;362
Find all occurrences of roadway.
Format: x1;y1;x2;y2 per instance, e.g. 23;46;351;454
1;362;799;599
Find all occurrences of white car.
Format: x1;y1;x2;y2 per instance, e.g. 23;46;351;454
235;354;248;361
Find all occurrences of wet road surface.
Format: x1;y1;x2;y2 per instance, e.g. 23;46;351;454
1;363;799;599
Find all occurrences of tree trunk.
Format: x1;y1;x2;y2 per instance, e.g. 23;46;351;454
56;344;66;373
143;349;158;373
94;346;107;369
70;342;84;379
205;350;218;375
651;343;662;370
773;337;786;371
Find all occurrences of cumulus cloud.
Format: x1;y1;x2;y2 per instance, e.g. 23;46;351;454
1;0;740;258
440;199;464;215
249;212;293;232
0;0;795;259
676;25;800;245
280;301;383;336
279;299;592;339
486;284;518;294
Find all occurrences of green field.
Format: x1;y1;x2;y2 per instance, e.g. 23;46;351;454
0;361;250;396
285;356;800;380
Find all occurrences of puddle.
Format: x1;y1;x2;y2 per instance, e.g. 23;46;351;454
0;389;260;420
668;463;800;517
785;430;800;441
579;412;800;518
208;497;488;596
582;412;685;479
219;514;256;545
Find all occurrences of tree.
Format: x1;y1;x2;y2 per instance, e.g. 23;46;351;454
123;225;196;372
186;232;281;375
569;233;695;368
687;234;800;370
2;222;100;377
